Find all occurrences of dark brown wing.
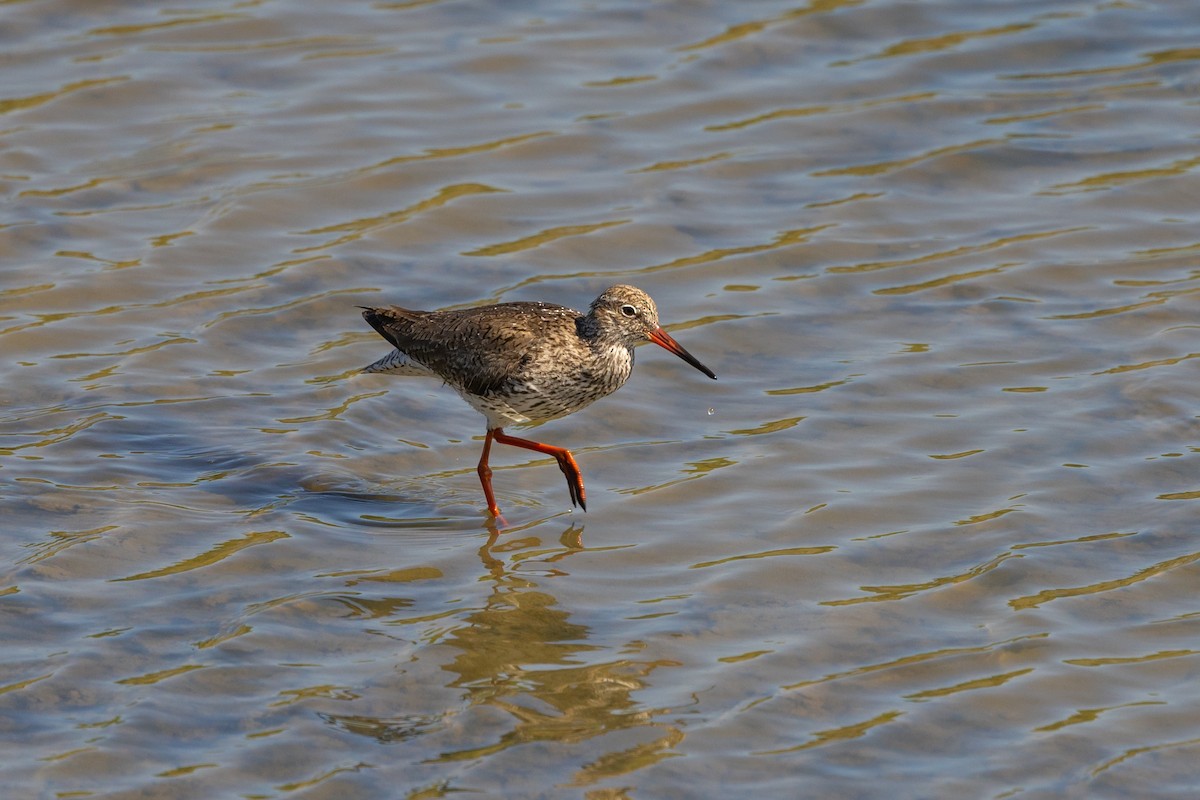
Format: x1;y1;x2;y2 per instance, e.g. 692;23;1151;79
360;305;430;351
360;302;580;396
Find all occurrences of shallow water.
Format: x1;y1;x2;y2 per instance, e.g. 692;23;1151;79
4;0;1200;797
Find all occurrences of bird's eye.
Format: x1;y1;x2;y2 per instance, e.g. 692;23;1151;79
620;304;638;318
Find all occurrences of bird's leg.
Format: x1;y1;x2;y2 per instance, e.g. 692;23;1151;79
477;429;503;518
492;428;587;512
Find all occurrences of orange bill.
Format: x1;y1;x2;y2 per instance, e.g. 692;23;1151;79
648;328;716;380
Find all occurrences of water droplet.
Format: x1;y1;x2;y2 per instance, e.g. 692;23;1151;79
707;407;715;416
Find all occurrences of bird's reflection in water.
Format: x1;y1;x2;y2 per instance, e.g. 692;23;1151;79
322;522;685;779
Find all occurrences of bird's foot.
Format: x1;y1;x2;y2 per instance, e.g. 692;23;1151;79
554;452;587;512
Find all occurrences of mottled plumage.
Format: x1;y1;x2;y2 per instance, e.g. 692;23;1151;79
360;284;715;517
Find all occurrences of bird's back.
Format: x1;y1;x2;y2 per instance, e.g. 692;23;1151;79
362;300;635;428
362;301;579;390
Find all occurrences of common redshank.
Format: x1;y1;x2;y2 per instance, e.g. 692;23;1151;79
360;284;716;517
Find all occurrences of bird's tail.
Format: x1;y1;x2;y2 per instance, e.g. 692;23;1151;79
361;348;433;376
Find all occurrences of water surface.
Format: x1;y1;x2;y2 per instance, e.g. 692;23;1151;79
4;1;1200;797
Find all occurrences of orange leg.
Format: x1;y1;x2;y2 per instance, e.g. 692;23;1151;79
489;427;587;512
477;429;502;518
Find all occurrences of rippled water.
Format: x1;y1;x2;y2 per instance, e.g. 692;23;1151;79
5;1;1200;797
